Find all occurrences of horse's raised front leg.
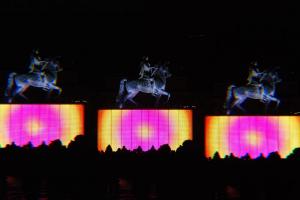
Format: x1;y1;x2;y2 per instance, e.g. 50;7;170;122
53;85;62;96
156;89;170;102
265;95;280;109
276;99;280;109
47;84;62;98
166;93;171;102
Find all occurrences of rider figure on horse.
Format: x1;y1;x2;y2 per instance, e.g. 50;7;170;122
28;49;47;84
138;56;158;89
247;61;264;99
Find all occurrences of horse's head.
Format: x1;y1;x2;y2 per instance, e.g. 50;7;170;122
268;70;281;84
261;68;281;85
45;58;63;72
158;65;171;79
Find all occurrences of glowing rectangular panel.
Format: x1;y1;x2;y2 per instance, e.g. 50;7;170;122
0;104;84;147
98;109;193;151
205;116;300;158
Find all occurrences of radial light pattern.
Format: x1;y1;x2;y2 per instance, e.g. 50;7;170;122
205;116;300;158
98;109;193;151
0;104;84;147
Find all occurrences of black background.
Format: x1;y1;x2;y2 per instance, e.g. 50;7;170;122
0;1;299;114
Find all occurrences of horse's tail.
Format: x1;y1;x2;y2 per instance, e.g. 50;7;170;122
5;72;17;97
116;79;127;105
224;85;235;111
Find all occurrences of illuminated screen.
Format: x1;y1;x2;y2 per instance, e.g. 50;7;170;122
0;104;84;147
98;109;193;151
205;116;300;158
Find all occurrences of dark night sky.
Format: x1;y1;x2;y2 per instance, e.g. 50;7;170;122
0;2;299;113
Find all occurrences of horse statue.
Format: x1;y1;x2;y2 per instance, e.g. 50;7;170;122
116;65;171;108
224;68;281;114
5;58;63;103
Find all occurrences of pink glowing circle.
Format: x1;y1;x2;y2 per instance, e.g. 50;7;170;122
119;110;173;150
227;117;283;158
7;105;63;146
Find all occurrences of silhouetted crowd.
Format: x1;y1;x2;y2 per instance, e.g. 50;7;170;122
1;136;300;199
